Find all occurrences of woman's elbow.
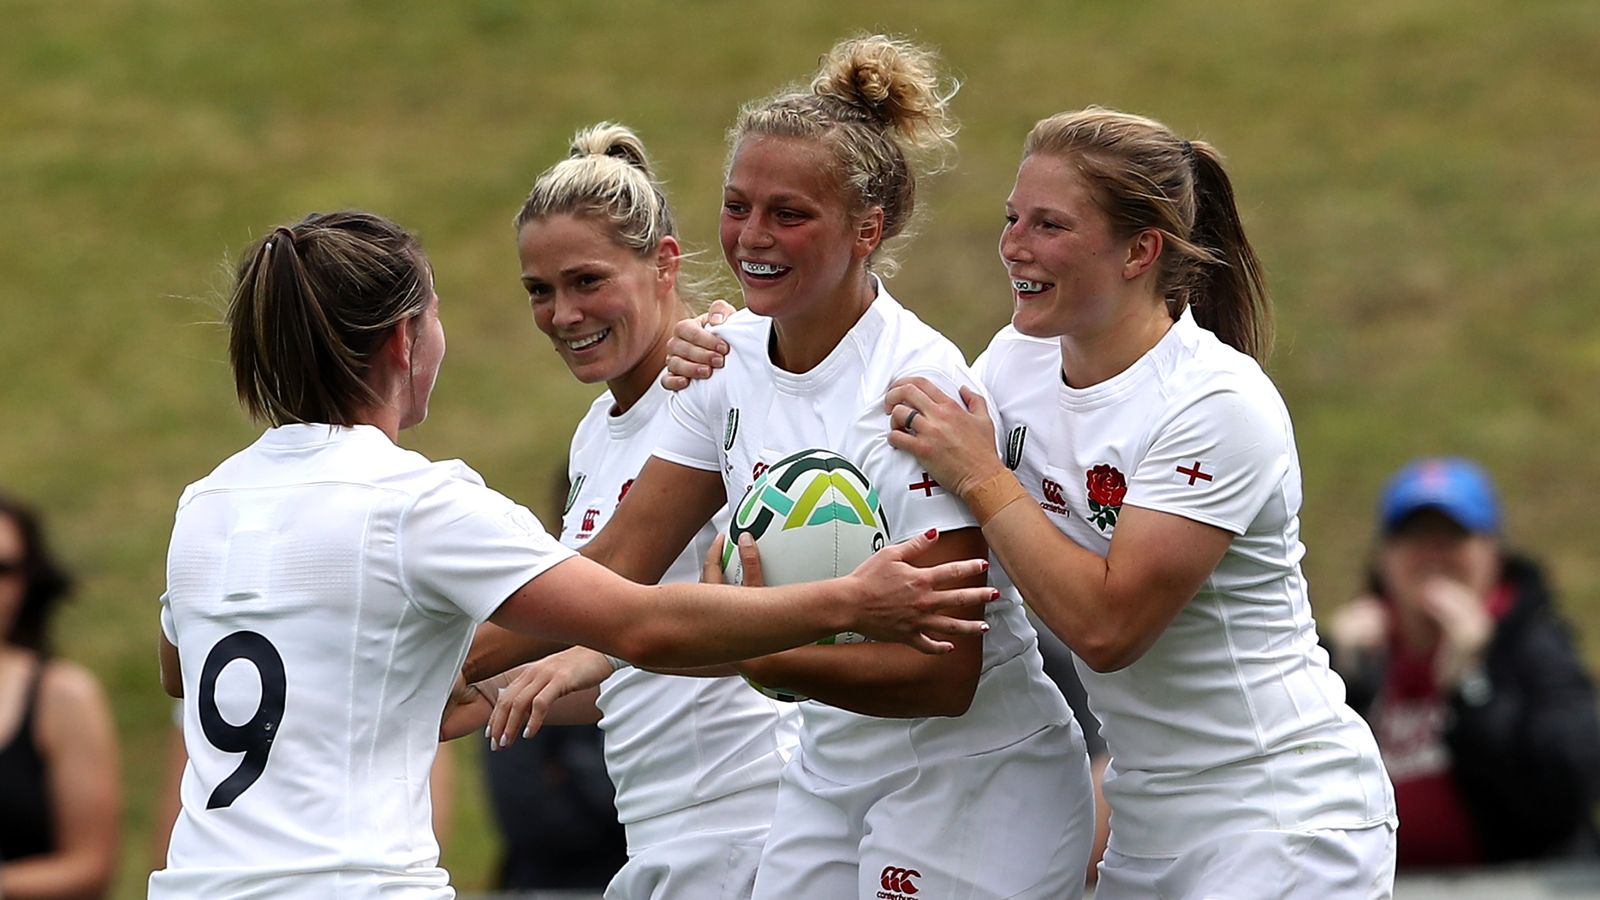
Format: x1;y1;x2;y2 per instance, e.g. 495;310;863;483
606;623;688;670
1073;631;1148;674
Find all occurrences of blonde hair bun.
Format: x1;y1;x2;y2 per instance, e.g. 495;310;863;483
568;121;654;177
810;34;958;152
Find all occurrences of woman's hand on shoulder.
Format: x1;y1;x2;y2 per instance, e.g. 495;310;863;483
661;299;737;390
884;377;1005;499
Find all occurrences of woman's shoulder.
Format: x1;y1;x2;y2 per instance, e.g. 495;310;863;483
969;324;1057;384
1159;323;1287;416
34;658;115;747
863;291;976;377
712;307;773;350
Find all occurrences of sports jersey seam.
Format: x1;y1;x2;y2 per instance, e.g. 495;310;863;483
1214;587;1286;829
346;503;376;858
392;490;455;624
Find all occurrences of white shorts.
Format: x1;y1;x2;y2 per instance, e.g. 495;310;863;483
752;721;1093;900
605;823;767;900
1095;822;1397;900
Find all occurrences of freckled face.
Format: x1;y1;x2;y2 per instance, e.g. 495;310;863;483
719;136;865;324
998;153;1133;339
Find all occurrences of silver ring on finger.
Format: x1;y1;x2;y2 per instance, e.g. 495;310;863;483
902;408;921;435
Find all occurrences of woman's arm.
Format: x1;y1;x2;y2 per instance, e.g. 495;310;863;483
885;377;1232;673
737;526;988;718
159;633;182;698
1;661;121;900
463;457;728;683
488;526;993;670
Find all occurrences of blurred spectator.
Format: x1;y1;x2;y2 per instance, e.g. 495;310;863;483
1326;458;1600;867
0;492;121;898
479;725;626;891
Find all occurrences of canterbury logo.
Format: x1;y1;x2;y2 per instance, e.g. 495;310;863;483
1005;424;1028;470
723;408;740;451
879;866;921;895
1042;478;1066;506
563;474;585;515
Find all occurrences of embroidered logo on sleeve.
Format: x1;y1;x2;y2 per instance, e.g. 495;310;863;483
1175;460;1214;486
1004;425;1028;470
563;474;586;515
1085;464;1127;531
908;472;941;497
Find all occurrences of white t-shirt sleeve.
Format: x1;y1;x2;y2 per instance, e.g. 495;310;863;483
1126;386;1290;535
401;473;576;623
159;592;177;644
652;378;722;472
861;366;983;540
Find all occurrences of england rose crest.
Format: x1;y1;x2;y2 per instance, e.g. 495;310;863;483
1085;464;1127;531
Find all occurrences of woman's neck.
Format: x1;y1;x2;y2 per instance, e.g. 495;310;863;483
769;270;875;374
608;299;689;415
1058;297;1175;389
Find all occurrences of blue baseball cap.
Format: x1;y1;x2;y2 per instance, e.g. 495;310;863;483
1379;457;1500;534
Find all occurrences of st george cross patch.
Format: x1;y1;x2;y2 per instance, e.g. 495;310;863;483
1173;460;1214;486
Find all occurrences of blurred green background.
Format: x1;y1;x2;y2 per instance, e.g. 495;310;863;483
5;1;1598;896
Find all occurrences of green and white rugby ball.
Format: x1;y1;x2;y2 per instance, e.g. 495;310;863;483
720;448;888;702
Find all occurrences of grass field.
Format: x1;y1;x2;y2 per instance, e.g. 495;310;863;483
5;2;1599;895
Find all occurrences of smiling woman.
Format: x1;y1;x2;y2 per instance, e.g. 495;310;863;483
515;125;690;413
465;34;1095;900
496;123;804;900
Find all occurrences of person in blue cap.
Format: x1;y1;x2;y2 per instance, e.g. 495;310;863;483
1326;457;1600;868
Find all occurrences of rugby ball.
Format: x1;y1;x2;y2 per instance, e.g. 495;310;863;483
720;448;888;701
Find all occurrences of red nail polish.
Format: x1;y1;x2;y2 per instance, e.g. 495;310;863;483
980;560;990;572
990;589;1001;600
924;528;938;539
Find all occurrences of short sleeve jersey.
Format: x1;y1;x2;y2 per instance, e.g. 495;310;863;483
151;424;574;898
974;311;1396;856
560;380;798;831
653;285;1072;781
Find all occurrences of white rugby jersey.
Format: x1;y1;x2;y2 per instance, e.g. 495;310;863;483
975;311;1395;857
562;379;798;841
151;424;574;898
654;284;1072;782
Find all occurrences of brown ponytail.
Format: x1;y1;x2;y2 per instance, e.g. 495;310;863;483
1023;108;1273;361
227;210;429;426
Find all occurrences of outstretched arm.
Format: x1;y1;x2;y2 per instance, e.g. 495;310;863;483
736;526;989;718
463;456;727;683
490;527;994;670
